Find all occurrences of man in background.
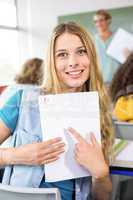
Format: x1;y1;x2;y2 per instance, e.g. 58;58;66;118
93;9;119;86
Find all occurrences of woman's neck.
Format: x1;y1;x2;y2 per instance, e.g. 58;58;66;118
62;86;83;93
99;30;112;41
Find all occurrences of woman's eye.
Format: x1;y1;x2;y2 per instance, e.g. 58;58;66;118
57;52;68;58
78;49;87;55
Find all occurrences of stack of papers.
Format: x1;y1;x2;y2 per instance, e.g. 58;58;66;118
112;138;133;168
107;28;133;63
39;92;101;182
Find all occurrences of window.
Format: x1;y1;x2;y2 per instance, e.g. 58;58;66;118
0;0;19;85
0;0;17;27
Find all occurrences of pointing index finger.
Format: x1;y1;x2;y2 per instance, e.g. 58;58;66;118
67;127;84;143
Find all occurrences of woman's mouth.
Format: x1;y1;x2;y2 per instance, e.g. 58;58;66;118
66;70;84;78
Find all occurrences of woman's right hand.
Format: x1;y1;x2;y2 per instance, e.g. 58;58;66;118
3;137;65;165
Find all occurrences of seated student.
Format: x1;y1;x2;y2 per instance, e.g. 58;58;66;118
0;57;43;108
14;57;44;85
110;53;133;123
0;22;113;200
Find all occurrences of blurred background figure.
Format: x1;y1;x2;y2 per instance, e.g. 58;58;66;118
0;57;44;108
93;9;119;85
15;57;44;85
110;52;133;123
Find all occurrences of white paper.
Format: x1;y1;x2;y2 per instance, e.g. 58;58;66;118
39;92;101;182
112;139;133;168
107;28;133;63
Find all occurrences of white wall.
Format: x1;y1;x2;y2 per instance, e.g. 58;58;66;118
17;0;31;64
17;0;133;63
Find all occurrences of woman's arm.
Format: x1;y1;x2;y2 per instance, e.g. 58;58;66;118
0;90;65;166
68;127;112;200
0;119;11;165
0;120;65;166
0;120;11;144
92;175;112;200
1;139;65;166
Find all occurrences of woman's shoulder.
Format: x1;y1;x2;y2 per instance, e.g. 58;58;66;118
0;87;23;109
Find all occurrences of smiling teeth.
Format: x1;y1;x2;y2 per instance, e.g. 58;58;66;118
68;71;82;75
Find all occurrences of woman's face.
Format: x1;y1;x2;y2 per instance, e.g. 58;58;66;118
93;14;109;32
55;33;90;92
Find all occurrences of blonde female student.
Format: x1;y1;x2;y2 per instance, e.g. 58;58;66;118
0;22;113;200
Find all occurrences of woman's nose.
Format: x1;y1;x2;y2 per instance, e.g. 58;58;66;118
68;54;79;68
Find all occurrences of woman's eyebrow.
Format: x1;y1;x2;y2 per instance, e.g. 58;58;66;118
55;46;86;53
55;49;66;53
76;46;86;50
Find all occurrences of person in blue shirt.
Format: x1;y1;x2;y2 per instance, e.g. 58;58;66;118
93;9;119;85
0;22;113;200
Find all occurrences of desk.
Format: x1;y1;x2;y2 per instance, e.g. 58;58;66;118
111;120;133;175
110;121;133;200
110;167;133;176
114;121;133;140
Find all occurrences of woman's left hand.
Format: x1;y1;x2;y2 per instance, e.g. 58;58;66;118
68;127;109;179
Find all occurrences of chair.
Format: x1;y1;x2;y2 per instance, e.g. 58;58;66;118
118;178;133;200
111;174;133;200
111;121;133;200
0;183;61;200
0;168;4;183
113;120;133;140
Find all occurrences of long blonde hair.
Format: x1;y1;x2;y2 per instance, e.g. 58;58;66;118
42;22;114;161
